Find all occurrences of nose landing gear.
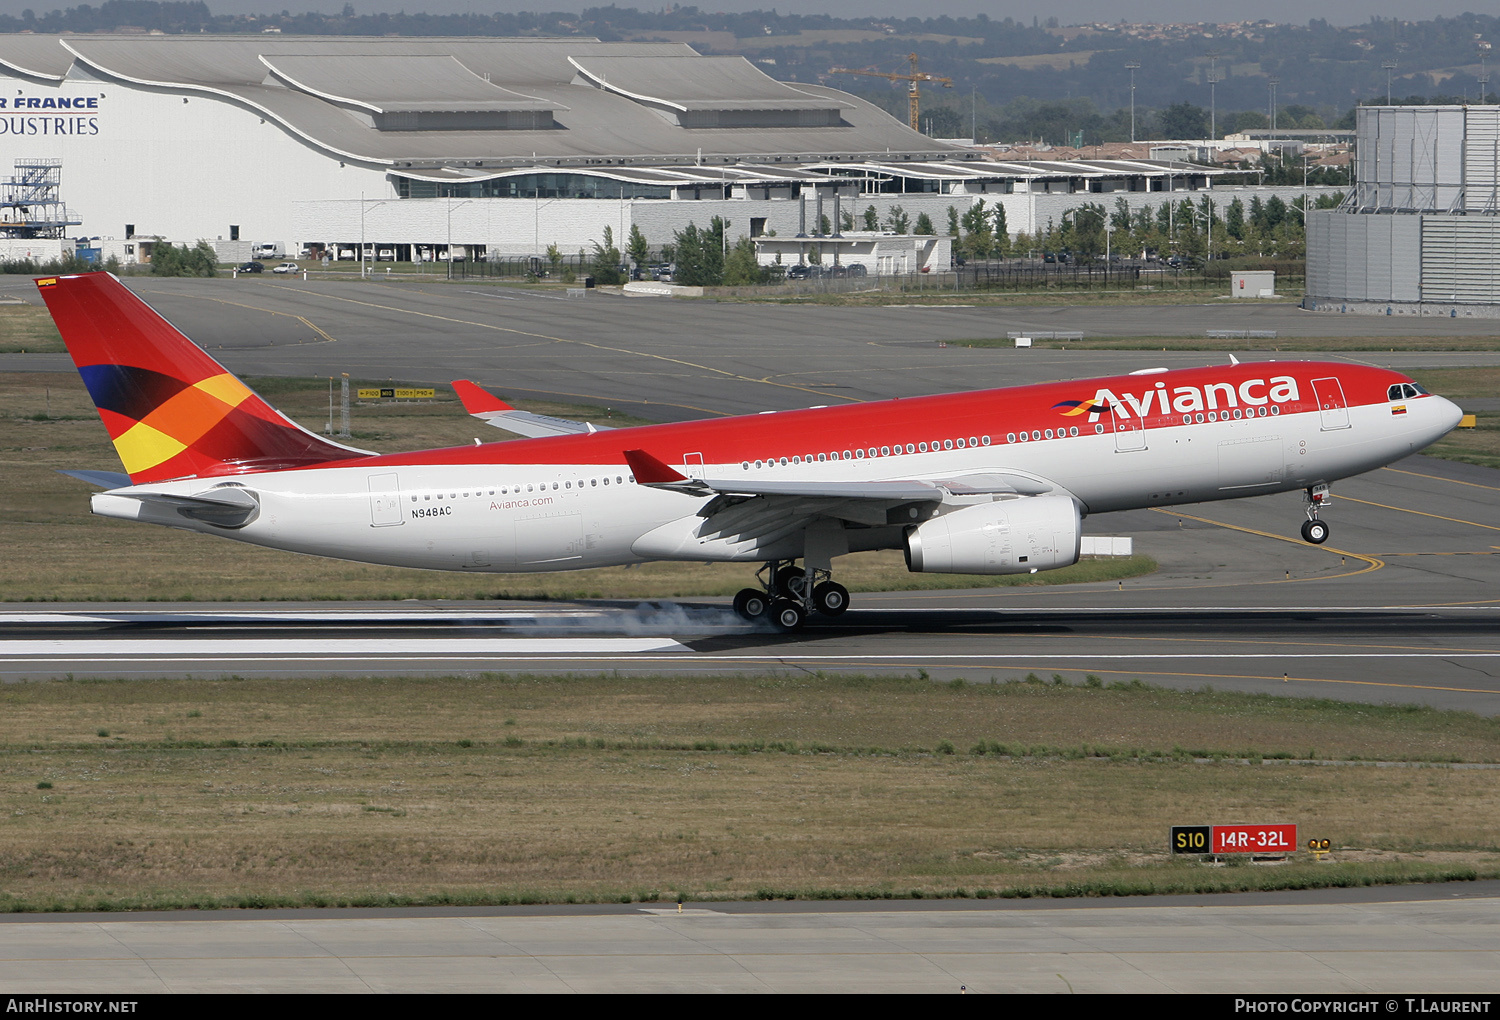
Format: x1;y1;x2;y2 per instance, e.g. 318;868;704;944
1301;483;1331;544
732;559;850;631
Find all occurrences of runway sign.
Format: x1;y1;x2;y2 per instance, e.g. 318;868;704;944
358;388;436;399
1171;824;1296;854
1170;825;1210;853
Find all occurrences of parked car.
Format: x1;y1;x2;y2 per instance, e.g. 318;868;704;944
377;249;395;261
848;263;868;277
272;261;301;274
236;261;264;273
786;264;813;280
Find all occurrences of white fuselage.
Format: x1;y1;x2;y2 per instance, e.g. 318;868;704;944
91;391;1462;573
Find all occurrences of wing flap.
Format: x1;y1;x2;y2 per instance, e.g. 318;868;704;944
453;380;611;438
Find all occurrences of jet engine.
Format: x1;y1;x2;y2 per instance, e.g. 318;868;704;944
904;495;1081;574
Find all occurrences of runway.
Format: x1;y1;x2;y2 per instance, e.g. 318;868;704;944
4;453;1498;712
3;884;1499;993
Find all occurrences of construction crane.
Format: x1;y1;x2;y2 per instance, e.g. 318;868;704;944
829;52;953;133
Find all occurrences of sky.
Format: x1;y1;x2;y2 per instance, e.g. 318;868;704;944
0;1;1495;27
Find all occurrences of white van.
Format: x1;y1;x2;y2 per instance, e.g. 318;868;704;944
252;243;282;260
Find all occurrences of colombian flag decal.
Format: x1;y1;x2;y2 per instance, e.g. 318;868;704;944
1392;404;1407;415
1053;398;1112;417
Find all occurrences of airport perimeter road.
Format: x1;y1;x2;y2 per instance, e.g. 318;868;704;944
2;884;1498;992
4;455;1499;713
4;276;1498;420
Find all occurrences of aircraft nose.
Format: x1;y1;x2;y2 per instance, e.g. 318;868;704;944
1434;395;1464;433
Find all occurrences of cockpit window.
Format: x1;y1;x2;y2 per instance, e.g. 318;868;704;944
1388;384;1404;401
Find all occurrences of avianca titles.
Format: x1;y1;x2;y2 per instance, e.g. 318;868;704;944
37;272;1464;631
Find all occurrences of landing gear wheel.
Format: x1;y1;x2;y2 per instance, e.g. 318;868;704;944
775;566;807;598
733;588;769;621
812;581;850;617
768;598;806;633
1301;519;1330;544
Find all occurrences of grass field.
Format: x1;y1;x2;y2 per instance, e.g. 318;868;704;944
1;673;1495;911
0;372;1153;601
0;303;64;353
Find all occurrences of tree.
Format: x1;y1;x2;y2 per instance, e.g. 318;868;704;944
887;205;910;234
840;209;854;231
818;214;831;235
1225;198;1246;239
626;223;650;271
672;217;726;286
589;225;624;285
946;206;960;236
914;212;935;236
722;235;763;285
1160;101;1209;139
862;205;879;231
151;240;218;277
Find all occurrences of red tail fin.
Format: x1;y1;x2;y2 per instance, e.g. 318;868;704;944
36;273;370;484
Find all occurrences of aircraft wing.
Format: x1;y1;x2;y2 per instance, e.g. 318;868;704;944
452;379;611;439
622;448;1069;532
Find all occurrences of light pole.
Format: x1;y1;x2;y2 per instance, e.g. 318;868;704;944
1382;61;1398;105
1125;61;1140;143
1268;77;1279;131
446;196;472;280
1206;52;1222;140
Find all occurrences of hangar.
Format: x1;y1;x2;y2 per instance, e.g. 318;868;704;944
1306;105;1500;316
0;35;1330;265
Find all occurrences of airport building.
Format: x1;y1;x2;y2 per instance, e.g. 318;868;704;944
1306;105;1500;316
0;35;1336;265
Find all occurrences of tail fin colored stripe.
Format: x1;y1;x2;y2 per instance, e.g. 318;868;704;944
37;272;372;484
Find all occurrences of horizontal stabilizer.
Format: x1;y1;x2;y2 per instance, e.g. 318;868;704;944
59;469;131;489
121;486;261;529
452;379;611;438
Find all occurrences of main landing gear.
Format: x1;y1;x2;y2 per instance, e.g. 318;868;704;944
732;559;850;632
1300;483;1331;545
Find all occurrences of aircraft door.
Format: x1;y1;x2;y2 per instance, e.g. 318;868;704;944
683;452;705;479
1113;416;1147;452
368;472;403;527
1311;377;1350;431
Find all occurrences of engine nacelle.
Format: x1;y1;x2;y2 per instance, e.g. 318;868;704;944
904;495;1081;574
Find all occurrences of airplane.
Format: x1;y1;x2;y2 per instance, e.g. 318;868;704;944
37;272;1464;632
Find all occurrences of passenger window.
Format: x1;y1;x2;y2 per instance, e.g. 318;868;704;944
1031;431;1040;441
1068;427;1078;437
1018;432;1028;443
943;439;953;450
1044;429;1053;440
982;436;991;445
843;450;852;460
818;453;826;462
855;449;865;458
1005;434;1015;444
905;444;915;454
956;438;966;448
919;442;928;452
880;446;890;456
792;456;801;465
868;448;877;458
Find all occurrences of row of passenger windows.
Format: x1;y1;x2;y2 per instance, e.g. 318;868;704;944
737;405;1285;469
408;474;633;501
742;435;994;469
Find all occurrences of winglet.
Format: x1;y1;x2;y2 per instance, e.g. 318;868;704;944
451;379;513;414
622;449;688;484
